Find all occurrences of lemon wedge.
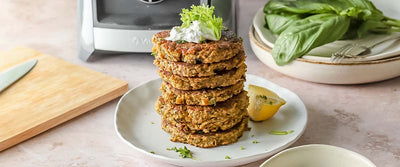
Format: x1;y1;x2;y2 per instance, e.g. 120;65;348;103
247;84;286;121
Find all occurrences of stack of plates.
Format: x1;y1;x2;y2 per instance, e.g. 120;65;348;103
249;1;400;84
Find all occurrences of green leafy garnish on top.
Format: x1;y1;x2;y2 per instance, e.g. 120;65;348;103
263;0;400;65
165;4;223;43
180;4;223;40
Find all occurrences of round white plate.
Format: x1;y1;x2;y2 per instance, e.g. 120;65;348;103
253;0;400;63
260;144;376;167
114;74;307;167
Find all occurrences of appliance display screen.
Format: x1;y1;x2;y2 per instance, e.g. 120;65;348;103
96;0;200;30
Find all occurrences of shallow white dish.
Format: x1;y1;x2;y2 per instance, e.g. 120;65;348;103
249;26;400;84
115;74;307;167
260;144;376;167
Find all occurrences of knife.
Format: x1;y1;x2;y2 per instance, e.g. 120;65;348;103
0;59;38;93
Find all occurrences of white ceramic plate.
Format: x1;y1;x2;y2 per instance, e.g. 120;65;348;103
253;0;400;63
115;74;307;167
249;26;400;84
260;144;376;167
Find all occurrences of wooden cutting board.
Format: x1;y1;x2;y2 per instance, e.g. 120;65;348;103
0;47;128;151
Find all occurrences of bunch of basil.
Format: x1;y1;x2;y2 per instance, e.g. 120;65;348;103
264;0;400;65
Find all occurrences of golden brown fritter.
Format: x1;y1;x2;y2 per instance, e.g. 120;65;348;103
162;117;249;148
154;51;245;77
160;80;244;106
152;30;243;64
158;64;246;90
155;91;249;134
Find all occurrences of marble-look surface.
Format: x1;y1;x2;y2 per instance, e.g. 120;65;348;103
0;0;399;166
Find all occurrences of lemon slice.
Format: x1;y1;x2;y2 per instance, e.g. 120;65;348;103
247;84;286;121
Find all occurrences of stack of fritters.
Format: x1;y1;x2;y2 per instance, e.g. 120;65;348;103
153;30;249;148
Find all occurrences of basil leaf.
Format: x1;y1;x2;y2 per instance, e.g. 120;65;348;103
357;19;391;37
264;0;384;21
272;14;350;66
265;13;302;35
264;0;340;14
339;0;384;20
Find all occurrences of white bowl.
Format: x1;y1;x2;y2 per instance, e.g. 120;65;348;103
249;26;400;84
260;144;376;167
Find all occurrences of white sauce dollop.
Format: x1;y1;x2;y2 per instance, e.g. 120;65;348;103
165;21;218;43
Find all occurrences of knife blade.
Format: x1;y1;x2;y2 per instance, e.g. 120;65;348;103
0;59;38;93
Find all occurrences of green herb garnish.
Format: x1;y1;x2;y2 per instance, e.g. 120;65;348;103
225;155;231;159
150;151;155;154
167;146;194;159
252;140;259;144
210;99;216;106
240;146;244;150
151;52;157;56
150;122;154;124
180;4;223;40
176;40;187;44
251;135;255;138
257;95;268;100
269;130;295;135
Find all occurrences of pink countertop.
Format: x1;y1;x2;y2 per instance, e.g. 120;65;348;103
0;0;399;166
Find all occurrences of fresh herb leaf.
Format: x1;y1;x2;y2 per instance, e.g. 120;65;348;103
240;146;244;150
271;14;350;65
176;40;187;44
225;155;231;159
151;52;157;56
265;13;302;35
269;130;295;135
252;140;259;144
257;95;268;100
150;151;155;154
210;99;216;106
264;0;340;15
150;122;154;124
167;146;194;159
